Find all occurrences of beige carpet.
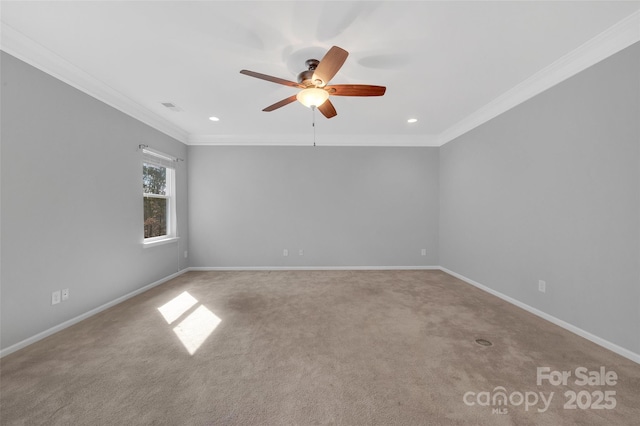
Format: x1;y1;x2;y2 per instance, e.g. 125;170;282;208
1;270;639;425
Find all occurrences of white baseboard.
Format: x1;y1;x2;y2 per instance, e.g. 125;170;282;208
439;267;640;365
0;269;189;358
4;266;638;365
187;266;440;271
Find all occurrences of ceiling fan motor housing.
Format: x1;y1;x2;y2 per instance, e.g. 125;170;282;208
297;59;322;86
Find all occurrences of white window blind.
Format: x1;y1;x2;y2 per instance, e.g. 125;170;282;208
141;146;177;169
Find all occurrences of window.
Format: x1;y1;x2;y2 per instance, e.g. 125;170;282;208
142;148;176;244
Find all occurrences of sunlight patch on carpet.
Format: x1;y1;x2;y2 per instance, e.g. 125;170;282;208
157;291;222;355
173;305;221;355
157;291;198;324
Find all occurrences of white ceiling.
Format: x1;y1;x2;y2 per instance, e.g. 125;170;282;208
2;1;639;146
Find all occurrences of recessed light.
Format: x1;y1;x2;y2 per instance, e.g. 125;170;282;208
407;118;418;123
209;116;220;121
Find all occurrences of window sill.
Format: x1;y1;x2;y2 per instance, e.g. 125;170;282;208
143;237;179;248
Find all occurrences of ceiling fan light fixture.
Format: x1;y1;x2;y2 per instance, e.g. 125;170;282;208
296;88;329;108
240;46;385;118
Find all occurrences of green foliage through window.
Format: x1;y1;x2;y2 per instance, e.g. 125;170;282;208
143;162;170;239
143;164;166;195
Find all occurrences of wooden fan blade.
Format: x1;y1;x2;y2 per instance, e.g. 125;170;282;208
263;95;298;112
240;70;303;88
318;99;337;119
312;46;348;86
326;84;386;96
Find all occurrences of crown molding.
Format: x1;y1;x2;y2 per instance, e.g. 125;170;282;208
437;10;640;146
0;22;189;144
188;133;440;147
2;9;638;149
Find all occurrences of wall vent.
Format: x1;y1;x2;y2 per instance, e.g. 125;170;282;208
161;102;183;112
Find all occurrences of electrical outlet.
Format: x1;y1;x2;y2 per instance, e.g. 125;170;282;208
283;249;288;257
52;290;61;305
299;249;304;256
62;288;69;301
538;280;546;293
421;249;427;256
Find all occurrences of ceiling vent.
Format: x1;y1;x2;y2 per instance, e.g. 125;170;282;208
161;102;183;112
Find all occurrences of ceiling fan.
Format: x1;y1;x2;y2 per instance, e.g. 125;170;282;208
240;46;386;119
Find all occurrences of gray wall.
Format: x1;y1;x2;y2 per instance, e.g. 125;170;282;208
3;40;639;359
439;42;640;354
188;146;439;268
1;52;188;350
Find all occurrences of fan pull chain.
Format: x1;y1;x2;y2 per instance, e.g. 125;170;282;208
312;105;316;147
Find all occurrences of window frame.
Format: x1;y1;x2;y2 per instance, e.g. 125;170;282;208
142;150;178;247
